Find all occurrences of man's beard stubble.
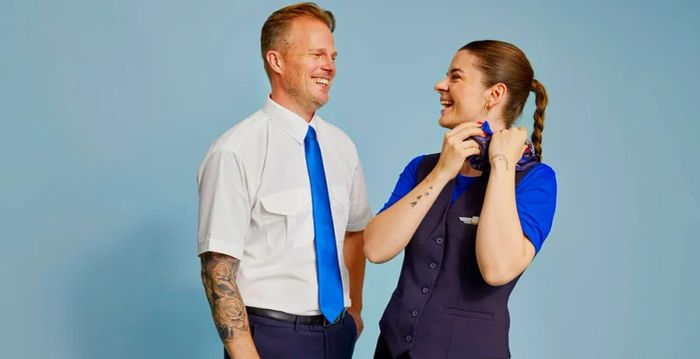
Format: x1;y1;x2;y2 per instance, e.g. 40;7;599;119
283;77;327;113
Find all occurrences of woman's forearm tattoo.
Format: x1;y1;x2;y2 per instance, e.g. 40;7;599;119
410;185;434;207
490;154;509;171
200;252;249;342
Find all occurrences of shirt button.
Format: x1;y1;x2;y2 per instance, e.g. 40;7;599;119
405;335;413;343
411;310;419;317
422;286;430;294
429;262;438;269
435;237;444;245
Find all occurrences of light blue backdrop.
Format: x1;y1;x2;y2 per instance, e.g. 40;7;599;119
2;0;699;358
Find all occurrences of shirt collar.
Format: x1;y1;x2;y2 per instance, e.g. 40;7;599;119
261;97;321;144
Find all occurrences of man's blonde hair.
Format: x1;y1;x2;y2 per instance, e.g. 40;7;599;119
260;2;335;77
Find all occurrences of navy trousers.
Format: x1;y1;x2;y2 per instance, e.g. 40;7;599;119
224;312;357;359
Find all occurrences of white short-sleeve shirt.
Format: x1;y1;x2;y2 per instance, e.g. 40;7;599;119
197;97;372;315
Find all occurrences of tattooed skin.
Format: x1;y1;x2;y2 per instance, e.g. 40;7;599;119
410;185;434;207
490;154;509;171
200;252;249;342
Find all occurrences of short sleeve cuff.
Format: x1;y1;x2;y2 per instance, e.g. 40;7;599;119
346;212;372;232
522;227;544;254
197;237;244;259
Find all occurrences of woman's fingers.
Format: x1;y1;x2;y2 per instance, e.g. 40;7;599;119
462;139;480;150
446;121;484;139
446;128;486;147
490;127;528;164
436;123;487;178
463;147;481;158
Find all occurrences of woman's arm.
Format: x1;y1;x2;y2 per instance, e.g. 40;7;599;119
364;122;484;263
476;127;535;286
364;169;450;263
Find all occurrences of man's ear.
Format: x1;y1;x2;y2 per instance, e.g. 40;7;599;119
266;50;284;75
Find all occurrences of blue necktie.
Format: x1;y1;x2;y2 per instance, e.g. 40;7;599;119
304;126;344;323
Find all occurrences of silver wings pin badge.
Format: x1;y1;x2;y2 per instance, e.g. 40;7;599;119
458;216;479;225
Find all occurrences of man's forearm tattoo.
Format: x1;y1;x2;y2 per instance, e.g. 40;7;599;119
200;252;249;342
410;185;434;207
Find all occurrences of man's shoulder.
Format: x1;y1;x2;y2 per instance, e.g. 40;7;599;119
197;111;269;183
208;110;268;154
316;117;358;152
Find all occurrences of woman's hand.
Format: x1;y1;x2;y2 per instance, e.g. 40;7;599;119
364;122;484;263
488;127;528;171
434;122;484;180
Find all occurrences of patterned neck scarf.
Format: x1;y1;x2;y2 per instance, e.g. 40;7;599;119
467;121;540;172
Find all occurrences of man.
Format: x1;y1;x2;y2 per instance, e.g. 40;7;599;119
197;3;371;359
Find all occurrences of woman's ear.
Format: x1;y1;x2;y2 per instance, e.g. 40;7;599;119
486;83;508;108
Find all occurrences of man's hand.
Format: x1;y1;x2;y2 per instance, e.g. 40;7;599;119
347;308;363;338
343;231;366;339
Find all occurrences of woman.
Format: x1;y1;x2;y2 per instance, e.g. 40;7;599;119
364;40;557;359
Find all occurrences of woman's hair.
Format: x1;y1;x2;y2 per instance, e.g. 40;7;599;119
460;40;548;158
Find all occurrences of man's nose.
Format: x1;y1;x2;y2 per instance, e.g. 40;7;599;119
321;56;335;74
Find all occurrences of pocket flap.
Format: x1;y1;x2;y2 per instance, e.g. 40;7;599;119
260;187;310;215
442;307;493;320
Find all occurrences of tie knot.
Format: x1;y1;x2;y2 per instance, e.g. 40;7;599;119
305;126;317;141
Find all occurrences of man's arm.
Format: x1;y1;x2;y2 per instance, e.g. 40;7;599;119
343;230;365;336
200;252;260;359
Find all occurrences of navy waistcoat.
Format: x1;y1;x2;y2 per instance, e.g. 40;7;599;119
378;154;535;359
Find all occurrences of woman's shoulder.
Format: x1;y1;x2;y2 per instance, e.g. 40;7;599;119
398;154;426;170
518;162;557;191
413;153;441;169
528;162;556;177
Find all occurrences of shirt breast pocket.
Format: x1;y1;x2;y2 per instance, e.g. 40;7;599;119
329;184;350;242
260;187;312;248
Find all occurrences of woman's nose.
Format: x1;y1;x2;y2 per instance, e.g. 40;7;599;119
434;77;448;92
